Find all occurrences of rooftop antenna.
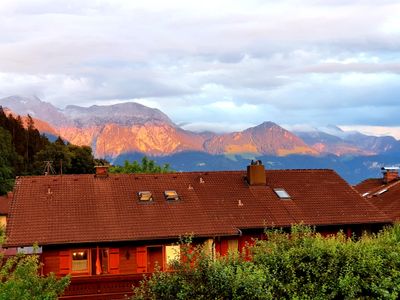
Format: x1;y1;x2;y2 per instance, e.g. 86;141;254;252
43;161;55;175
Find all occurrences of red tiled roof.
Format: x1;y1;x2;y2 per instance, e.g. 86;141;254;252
355;178;400;222
0;196;10;215
6;169;390;247
354;178;385;195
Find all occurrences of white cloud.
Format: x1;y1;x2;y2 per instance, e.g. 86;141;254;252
339;125;400;140
0;0;400;129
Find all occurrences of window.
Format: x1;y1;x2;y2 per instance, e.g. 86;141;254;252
274;188;291;199
101;249;109;274
90;248;109;275
165;245;180;268
138;191;153;202
374;189;388;196
72;250;89;273
164;190;179;201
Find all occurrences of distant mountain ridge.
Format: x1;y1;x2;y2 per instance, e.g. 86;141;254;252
64;102;173;127
1;95;399;160
0;95;69;126
204;122;318;156
295;126;400;156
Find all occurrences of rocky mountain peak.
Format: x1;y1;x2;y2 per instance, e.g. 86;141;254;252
0;95;69;127
64;102;174;127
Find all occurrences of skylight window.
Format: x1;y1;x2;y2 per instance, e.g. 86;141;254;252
274;188;291;199
374;189;388;196
164;190;179;201
138;191;153;202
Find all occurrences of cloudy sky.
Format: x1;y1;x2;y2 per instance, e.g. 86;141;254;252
0;0;399;135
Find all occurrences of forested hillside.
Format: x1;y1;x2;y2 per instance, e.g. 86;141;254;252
0;106;97;195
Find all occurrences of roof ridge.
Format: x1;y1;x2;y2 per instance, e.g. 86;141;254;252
14;168;338;181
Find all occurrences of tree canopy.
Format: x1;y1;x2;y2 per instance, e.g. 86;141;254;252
0;107;98;194
0;230;70;299
109;156;173;174
0;127;18;194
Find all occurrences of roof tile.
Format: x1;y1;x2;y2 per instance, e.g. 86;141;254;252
6;169;390;247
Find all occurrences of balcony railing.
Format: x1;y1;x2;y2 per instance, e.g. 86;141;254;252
60;273;148;300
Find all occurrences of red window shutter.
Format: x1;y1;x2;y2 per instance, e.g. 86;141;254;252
220;240;228;256
59;250;71;275
214;241;221;256
136;246;147;273
109;248;120;274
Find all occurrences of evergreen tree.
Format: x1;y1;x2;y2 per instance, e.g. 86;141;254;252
0;128;18;194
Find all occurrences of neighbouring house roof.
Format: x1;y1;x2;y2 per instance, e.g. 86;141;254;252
0;195;10;216
6;169;390;247
355;177;400;222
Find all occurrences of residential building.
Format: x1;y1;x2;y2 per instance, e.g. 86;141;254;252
5;162;390;299
355;167;400;222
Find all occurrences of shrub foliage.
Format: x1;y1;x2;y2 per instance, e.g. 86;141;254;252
132;225;400;300
0;232;70;299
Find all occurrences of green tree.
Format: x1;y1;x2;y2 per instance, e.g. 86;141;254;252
0;127;19;194
110;156;173;174
132;225;400;300
67;145;95;174
0;231;70;299
0;108;49;175
33;140;72;175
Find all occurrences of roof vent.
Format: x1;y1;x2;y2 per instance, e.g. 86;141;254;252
138;191;153;202
164;190;179;201
247;160;266;186
274;188;291;199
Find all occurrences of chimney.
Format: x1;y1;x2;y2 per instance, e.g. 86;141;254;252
95;165;109;178
247;160;266;186
382;167;399;184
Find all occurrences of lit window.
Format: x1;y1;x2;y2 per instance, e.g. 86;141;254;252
72;250;88;272
274;188;291;199
165;245;180;268
164;190;179;201
138;191;153;202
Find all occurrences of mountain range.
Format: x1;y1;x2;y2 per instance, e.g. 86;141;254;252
1;95;399;184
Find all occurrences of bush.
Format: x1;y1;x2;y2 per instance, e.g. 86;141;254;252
132;225;400;300
0;232;70;300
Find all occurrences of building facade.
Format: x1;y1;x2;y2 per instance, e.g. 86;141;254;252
6;163;390;299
